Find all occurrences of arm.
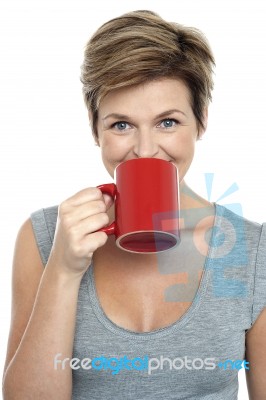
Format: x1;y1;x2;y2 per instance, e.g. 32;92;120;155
2;188;111;400
2;218;83;399
245;307;266;400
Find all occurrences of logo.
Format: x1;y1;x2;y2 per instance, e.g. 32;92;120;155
54;354;249;374
153;173;248;301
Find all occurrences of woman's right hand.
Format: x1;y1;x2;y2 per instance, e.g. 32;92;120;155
48;187;113;277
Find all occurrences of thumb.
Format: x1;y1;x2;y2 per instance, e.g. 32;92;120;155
102;193;114;210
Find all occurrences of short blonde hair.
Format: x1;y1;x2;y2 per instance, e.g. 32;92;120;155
80;10;215;137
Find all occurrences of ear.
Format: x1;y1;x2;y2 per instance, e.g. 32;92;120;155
197;108;208;140
88;110;100;146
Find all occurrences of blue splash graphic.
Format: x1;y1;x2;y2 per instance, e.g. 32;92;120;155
204;173;214;201
216;182;239;202
155;173;248;301
204;173;239;203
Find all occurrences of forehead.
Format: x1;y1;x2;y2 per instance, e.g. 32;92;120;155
98;78;192;116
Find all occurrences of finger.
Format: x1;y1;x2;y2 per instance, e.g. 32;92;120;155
69;212;110;237
66;187;103;206
64;200;107;222
102;193;114;210
82;231;108;256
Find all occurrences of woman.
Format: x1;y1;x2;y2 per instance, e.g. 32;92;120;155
2;10;266;399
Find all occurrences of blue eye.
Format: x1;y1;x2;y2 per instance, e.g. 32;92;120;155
160;119;177;128
112;121;129;131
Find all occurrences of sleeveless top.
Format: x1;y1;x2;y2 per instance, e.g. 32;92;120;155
30;203;266;400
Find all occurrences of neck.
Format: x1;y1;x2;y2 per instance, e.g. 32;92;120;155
179;180;213;210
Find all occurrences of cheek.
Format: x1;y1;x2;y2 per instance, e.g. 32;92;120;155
187;140;196;158
100;134;131;160
99;137;127;176
170;135;196;159
101;140;120;162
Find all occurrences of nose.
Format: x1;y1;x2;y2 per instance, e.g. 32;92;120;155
133;129;159;158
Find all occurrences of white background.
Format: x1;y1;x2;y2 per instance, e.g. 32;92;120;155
1;0;265;398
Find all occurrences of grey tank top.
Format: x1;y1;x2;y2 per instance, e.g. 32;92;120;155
30;203;266;400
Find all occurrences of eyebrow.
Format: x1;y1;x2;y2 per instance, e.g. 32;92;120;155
102;109;187;120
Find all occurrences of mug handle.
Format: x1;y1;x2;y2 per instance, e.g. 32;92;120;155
97;183;116;235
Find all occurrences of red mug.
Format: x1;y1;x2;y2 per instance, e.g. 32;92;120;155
97;158;180;253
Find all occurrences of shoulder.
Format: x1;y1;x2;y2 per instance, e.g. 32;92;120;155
215;203;263;249
218;203;266;318
213;204;266;323
30;205;58;266
215;203;262;230
31;205;58;231
216;203;266;282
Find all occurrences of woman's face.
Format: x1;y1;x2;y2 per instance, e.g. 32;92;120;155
96;78;207;182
